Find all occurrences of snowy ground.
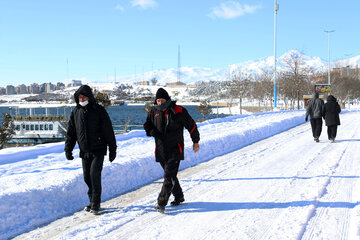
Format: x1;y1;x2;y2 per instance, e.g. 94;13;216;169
2;110;360;239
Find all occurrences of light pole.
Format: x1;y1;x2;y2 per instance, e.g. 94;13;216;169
273;0;279;109
324;30;335;85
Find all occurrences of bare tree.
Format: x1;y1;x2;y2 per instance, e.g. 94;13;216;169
230;72;252;114
279;51;312;109
253;68;274;110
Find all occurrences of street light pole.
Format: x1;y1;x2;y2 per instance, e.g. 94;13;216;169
273;0;279;109
324;30;335;85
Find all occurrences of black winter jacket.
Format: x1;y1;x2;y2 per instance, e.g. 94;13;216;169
144;101;200;162
64;85;117;158
324;95;341;126
306;92;324;119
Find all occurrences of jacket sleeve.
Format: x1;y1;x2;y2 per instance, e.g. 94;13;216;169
64;111;77;153
305;101;311;118
143;110;154;137
101;108;117;153
183;108;200;143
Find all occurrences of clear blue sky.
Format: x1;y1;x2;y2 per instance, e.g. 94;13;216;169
0;0;359;87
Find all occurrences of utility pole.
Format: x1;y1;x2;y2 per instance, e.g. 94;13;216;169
177;45;181;83
273;0;279;109
324;30;335;85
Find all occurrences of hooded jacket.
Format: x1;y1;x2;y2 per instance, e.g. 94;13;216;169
306;92;324;119
64;85;117;157
144;100;200;162
323;95;341;126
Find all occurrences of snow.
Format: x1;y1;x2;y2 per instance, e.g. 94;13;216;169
1;109;360;239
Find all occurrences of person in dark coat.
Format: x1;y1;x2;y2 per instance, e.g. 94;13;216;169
64;85;117;214
323;95;341;142
144;88;200;212
306;92;324;142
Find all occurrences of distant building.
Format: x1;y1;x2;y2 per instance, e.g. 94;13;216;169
56;82;65;90
40;83;47;93
332;65;359;78
0;87;6;95
16;84;28;94
138;81;150;86
45;83;56;93
72;80;82;87
6;85;16;95
165;81;186;87
29;83;40;94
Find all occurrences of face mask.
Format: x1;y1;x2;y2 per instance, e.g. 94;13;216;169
79;100;89;107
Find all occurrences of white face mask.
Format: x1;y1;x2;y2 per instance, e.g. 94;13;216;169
79;100;89;107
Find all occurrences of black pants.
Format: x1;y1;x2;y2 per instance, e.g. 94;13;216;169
327;125;338;140
158;158;184;206
82;153;104;204
310;118;323;138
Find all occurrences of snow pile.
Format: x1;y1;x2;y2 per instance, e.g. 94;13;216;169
0;110;307;239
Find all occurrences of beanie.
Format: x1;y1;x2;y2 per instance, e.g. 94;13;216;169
155;88;170;101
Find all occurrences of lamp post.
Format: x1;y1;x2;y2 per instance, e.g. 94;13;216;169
324;30;335;85
273;0;279;109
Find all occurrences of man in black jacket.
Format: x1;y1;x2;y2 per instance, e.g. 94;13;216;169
65;85;117;214
144;88;200;212
305;92;324;142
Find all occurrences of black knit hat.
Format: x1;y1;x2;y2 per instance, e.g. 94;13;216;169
155;88;170;101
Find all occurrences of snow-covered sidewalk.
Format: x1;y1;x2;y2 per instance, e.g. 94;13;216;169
3;110;360;239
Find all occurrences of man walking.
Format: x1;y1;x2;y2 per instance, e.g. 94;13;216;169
305;92;324;142
144;88;200;213
65;85;117;214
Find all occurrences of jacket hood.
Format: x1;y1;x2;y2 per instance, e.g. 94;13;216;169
327;95;337;102
74;85;96;106
313;92;319;99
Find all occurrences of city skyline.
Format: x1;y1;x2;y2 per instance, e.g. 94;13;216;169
0;0;359;87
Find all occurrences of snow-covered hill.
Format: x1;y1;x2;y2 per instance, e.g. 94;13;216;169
98;50;360;85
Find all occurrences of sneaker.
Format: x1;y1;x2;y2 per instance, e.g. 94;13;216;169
84;204;91;212
315;138;319;143
330;139;335;143
90;203;100;215
154;204;165;213
171;197;185;206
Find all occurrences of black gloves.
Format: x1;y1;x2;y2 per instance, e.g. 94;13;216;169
150;129;164;139
305;116;308;122
65;151;74;160
109;151;116;162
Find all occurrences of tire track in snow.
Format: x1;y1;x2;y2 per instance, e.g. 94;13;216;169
298;130;359;240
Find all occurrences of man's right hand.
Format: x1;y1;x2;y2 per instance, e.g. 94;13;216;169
150;129;164;139
305;116;308;122
65;152;74;160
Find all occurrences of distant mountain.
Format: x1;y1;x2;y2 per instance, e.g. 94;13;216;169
106;50;360;85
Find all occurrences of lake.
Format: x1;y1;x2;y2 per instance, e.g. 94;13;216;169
0;104;228;131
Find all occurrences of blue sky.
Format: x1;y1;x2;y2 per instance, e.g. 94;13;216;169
0;0;359;87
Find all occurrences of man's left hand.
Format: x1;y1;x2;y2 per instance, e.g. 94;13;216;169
193;143;200;153
109;151;116;162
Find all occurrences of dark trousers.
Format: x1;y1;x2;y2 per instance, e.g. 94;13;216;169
82;153;104;204
158;158;184;206
310;118;323;138
327;125;338;140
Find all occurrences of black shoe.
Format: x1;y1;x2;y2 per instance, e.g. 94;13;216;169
155;204;165;213
314;137;319;143
171;197;185;206
84;204;91;212
90;203;100;215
